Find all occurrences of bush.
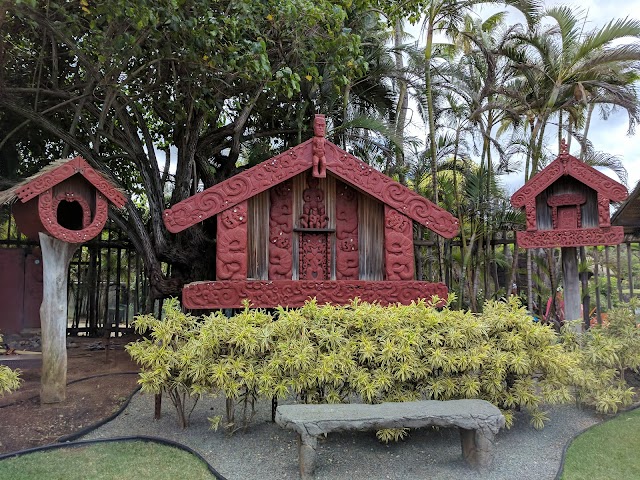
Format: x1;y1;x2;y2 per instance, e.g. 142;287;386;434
125;299;203;428
0;334;21;395
126;296;636;432
562;302;640;414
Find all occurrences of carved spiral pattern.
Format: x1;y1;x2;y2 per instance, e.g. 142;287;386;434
182;280;449;309
16;157;126;207
164;142;313;233
384;207;415;281
516;227;624;248
216;202;248;280
511;162;564;208
511;154;627;209
38;188;108;244
269;181;293;280
324;143;458;238
335;182;358;280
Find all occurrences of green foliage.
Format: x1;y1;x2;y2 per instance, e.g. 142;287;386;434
126;299;202;428
564;302;640;414
127;297;638;434
0;334;21;396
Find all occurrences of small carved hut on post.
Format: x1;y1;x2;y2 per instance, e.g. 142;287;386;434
164;115;459;309
510;141;628;329
0;156;126;402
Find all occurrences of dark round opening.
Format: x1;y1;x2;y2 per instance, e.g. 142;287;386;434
57;200;85;231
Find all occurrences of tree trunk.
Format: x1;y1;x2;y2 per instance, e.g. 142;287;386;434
526;248;533;312
39;233;78;403
562;247;582;333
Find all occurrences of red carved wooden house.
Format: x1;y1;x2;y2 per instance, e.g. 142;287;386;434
3;156;127;243
163;115;459;309
510;141;628;249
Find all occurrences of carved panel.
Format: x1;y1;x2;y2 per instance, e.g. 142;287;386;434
526;201;536;231
268;181;293;280
516;227;624;248
182;280;449;309
164;142;313;233
598;194;611;227
299;233;329;280
16;157;126;207
299;176;328;229
324;143;458;238
38;188;109;244
216;201;248;281
511;161;564;208
547;193;586;207
335;182;358;280
568;160;628;201
384;206;415;281
555;207;578;230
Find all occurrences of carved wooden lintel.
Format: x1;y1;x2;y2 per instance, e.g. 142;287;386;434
182;280;449;309
516;227;624;248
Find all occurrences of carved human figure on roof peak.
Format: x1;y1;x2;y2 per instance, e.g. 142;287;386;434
312;114;327;178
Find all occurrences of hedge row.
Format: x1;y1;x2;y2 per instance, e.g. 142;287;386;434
126;296;640;432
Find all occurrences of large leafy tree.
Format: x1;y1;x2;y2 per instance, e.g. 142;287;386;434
0;0;369;297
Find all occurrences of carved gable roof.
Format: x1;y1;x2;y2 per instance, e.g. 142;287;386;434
511;148;627;208
612;179;640;233
0;156;127;207
163;136;459;238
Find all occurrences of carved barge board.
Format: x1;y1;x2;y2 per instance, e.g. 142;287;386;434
216;201;248;280
511;152;627;209
164;142;313;233
324;143;458;239
384;206;415;281
182;280;448;309
516;227;624;249
335;181;358;280
163;136;459;239
15;156;126;207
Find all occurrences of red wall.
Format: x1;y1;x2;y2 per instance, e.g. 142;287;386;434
0;248;43;334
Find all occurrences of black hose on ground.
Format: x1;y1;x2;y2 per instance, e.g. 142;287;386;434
0;371;140;409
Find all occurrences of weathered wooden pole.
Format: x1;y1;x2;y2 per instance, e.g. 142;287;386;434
561;246;581;332
39;233;78;403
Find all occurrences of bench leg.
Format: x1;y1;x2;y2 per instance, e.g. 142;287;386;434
297;434;318;480
459;428;496;469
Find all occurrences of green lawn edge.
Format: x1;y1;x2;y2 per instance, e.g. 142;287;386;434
560;406;640;480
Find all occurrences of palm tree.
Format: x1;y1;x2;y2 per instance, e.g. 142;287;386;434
502;7;640;180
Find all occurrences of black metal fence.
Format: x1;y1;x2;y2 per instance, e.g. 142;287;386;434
1;206;639;336
0;208;162;336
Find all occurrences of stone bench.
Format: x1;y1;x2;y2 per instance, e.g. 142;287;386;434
275;399;505;479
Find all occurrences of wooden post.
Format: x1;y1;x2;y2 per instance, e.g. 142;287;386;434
562;246;581;332
39;233;78;403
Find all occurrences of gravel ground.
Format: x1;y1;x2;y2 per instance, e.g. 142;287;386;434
81;392;603;480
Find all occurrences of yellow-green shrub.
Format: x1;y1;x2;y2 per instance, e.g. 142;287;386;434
562;302;640;414
0;334;21;395
126;298;202;428
127;296;636;432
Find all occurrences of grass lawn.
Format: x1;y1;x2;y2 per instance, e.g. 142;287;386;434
0;440;214;480
561;407;640;480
